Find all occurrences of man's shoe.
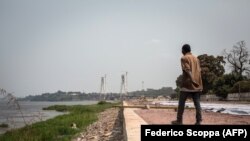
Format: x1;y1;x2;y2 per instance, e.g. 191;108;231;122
195;121;201;125
171;120;182;125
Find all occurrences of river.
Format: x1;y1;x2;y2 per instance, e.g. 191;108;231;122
0;100;98;134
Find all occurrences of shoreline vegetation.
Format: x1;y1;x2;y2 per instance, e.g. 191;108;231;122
0;123;8;128
0;101;119;141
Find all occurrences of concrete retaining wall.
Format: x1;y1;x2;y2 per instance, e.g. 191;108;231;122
122;101;128;141
200;92;250;101
122;101;147;141
227;92;250;101
200;94;219;101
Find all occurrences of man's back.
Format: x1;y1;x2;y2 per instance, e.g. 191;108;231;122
181;52;203;92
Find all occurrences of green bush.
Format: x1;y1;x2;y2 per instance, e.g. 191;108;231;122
230;81;250;93
213;73;245;98
0;123;8;128
213;77;229;98
97;100;110;105
43;105;68;112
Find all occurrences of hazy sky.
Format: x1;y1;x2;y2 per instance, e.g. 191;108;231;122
1;0;250;97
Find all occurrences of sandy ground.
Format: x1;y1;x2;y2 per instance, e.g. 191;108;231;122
135;108;250;125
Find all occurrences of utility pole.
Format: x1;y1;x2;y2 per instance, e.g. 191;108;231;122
125;72;128;94
239;82;241;101
100;77;104;100
104;74;107;94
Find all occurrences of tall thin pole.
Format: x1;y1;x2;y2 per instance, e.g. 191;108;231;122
125;72;128;95
100;77;104;100
104;74;107;94
239;82;241;100
142;81;144;91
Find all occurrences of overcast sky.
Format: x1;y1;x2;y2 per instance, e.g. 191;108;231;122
1;0;250;97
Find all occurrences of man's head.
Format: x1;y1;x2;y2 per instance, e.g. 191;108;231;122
182;44;191;55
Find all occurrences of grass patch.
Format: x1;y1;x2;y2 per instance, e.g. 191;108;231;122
97;100;111;105
0;102;119;141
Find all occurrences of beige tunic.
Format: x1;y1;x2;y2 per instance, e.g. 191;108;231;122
180;53;203;92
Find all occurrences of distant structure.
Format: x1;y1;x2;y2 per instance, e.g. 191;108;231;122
100;74;106;100
120;72;128;99
126;72;128;93
142;81;144;91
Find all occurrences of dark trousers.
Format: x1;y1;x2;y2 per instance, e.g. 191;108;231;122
177;91;202;122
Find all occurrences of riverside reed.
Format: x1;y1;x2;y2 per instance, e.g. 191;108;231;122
0;101;118;141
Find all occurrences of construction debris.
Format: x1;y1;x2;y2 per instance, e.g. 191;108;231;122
74;108;124;141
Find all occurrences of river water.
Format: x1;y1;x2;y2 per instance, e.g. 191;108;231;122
0;100;98;134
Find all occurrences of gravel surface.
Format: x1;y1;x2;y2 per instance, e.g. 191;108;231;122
73;108;124;141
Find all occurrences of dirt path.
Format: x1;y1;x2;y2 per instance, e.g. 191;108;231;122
73;108;124;141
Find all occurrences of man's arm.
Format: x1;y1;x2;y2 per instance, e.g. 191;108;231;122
181;57;199;87
185;70;199;87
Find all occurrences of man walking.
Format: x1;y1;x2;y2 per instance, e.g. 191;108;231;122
172;44;203;125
